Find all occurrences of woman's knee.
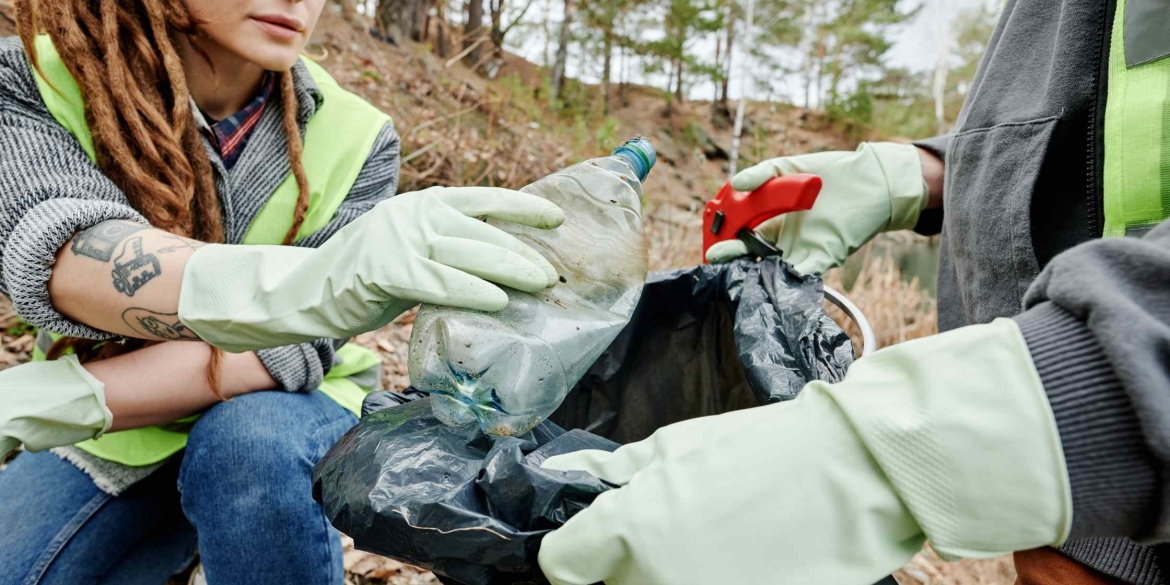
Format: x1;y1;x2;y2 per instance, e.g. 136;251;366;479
177;390;355;517
176;392;352;585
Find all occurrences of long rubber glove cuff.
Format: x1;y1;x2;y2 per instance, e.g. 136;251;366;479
538;319;1071;585
0;355;112;459
178;243;398;353
867;142;929;231
834;318;1072;559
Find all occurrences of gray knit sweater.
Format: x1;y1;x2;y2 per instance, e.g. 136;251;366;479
0;36;400;493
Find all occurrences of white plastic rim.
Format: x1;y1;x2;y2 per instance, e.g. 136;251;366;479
823;284;877;357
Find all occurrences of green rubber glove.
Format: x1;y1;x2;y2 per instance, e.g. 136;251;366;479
179;186;565;353
0;355;112;460
538;319;1072;585
706;142;928;276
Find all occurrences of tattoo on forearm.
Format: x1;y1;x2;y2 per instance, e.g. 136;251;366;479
111;237;161;296
156;235;205;254
70;221;149;262
121;308;201;340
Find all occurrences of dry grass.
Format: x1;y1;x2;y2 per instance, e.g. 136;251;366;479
823;234;938;355
896;546;1016;585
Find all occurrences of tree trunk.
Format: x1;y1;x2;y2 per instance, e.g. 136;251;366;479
932;25;953;134
436;0;451;56
827;43;844;105
601;28;613;114
377;0;425;42
464;0;485;65
549;0;573;102
418;0;431;45
542;0;553;67
713;36;722;103
814;52;822;109
619;37;629;106
803;55;812;108
720;10;734;104
663;58;676;115
800;5;815;108
489;0;505;59
674;56;684;103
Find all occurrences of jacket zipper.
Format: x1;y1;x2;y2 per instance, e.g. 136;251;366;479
1086;0;1115;239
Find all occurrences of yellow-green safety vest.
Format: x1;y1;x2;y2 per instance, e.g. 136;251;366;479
1102;0;1170;237
28;35;390;466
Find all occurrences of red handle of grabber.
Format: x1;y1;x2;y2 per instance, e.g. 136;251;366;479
701;174;822;262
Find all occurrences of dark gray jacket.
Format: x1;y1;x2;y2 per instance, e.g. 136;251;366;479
914;0;1169;581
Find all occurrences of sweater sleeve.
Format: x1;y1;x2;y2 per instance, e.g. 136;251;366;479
1011;219;1170;542
0;38;148;340
254;123;401;392
293;123;401;249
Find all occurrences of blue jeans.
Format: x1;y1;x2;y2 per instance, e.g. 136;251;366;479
0;390;357;585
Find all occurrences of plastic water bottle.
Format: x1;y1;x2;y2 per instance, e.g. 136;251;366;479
408;137;655;436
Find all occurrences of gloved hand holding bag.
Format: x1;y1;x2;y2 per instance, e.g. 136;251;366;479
706;143;930;276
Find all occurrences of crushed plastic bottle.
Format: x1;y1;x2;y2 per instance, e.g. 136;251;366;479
408;137;655;436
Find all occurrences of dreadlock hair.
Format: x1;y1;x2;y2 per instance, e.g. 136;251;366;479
17;0;313;398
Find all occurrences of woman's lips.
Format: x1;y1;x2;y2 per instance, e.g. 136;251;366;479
250;15;304;40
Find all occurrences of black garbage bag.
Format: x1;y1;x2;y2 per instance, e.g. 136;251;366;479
313;395;618;585
312;257;855;585
549;256;853;442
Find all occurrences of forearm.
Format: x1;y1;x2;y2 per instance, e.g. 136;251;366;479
916;146;945;210
85;341;276;432
47;220;203;340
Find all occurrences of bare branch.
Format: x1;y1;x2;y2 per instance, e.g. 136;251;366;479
501;0;538;36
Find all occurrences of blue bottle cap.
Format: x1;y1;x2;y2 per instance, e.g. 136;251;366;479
610;137;656;182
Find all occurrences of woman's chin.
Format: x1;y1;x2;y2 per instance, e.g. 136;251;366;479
239;45;304;72
251;53;301;73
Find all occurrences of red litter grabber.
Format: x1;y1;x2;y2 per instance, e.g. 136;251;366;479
702;174;822;262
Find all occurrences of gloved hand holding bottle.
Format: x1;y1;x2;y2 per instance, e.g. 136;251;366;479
705;143;943;275
537;318;1072;585
178;186;565;352
10;185;562;463
48;186;565;352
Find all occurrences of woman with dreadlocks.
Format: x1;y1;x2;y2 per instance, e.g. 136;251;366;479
0;0;563;583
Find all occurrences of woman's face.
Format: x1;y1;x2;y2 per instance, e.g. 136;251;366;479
186;0;327;71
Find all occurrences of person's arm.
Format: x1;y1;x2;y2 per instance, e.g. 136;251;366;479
537;220;1170;585
912;136;949;234
0;340;277;458
41;125;397;353
86;341;276;431
0;38;162;340
253;124;401;392
917;145;945;210
47;221;203;341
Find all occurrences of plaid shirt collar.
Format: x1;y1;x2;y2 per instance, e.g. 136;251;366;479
192;72;276;169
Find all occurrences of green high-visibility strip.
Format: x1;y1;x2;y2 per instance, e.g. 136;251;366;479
1163;72;1170;229
1102;0;1170;238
